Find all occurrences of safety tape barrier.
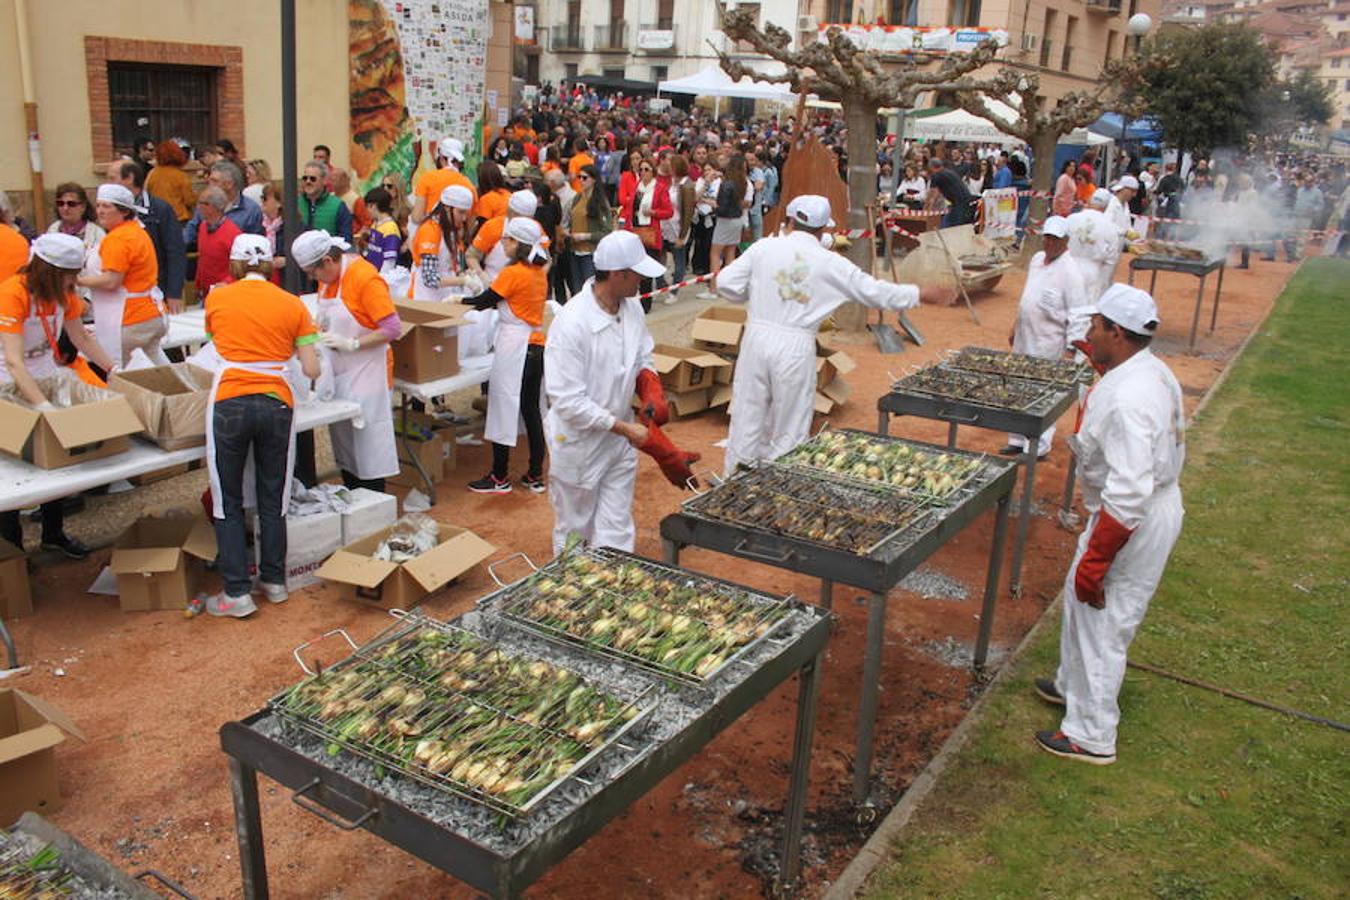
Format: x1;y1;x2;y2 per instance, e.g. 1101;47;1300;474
635;272;713;301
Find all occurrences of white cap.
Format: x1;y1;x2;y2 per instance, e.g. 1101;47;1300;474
291;230;351;269
1042;216;1070;238
593;231;666;277
504;216;550;263
229;233;273;263
437;137;465;163
1113;175;1139;192
30;233;86;270
96;183;142;212
786;195;834;229
507;189;538;217
1094;283;1159;335
438;184;474;211
1090;188;1112;208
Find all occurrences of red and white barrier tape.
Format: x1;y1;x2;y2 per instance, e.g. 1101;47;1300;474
635;273;713;301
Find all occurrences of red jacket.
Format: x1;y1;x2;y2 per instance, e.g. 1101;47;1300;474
195;217;242;297
623;177;672;248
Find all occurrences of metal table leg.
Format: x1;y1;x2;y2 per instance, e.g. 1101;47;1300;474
852;591;888;806
877;409;890;435
819;579;833;611
776;655;822;896
228;757;269;900
1008;445;1039;597
1210;263;1225;332
1149;270;1158;295
1188;273;1206;349
0;617;16;669
399;394;438;505
662;538;681;567
973;494;1012;671
946;421;959;448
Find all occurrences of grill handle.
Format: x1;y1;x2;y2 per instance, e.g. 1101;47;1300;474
135;869;198;900
291;778;378;831
292;629;358;675
685;469;722;495
733;537;794;564
936;409;982;424
488;551;538;587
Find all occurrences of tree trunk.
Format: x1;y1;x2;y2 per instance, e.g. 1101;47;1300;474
838;97;880;331
1020;130;1060;262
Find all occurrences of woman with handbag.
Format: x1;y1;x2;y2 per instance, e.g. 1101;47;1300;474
621;157;671;311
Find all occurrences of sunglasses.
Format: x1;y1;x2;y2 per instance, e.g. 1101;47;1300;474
381;183;395;190
578;173;593;181
301;175;319;183
55;199;85;208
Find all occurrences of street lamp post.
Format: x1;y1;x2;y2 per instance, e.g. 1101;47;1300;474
1117;13;1153;186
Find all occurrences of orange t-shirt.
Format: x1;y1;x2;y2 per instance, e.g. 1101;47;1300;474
568;152;595;192
0;225;28;281
206;277;318;407
323;257;398;386
413;167;478;218
100;219;161;325
476;188;511;223
491;262;548;347
472;216;506;257
0;274;82;339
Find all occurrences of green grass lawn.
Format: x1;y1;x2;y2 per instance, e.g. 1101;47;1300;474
861;259;1350;899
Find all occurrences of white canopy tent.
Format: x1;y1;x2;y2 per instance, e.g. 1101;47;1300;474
657;66;801;116
904;98;1110;146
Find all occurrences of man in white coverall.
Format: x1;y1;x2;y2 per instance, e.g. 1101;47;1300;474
545;231;700;553
1066;189;1119;302
1002;215;1092;460
1034;284;1185;765
715;195;948;474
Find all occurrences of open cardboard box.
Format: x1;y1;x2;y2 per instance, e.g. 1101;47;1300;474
392;300;473;383
0;688;86;824
389;410;457;487
814;376;853;415
0;377;142;469
815;342;858;391
0;540;32;618
650;344;731;393
317;522;494;610
109;514;218;612
690;306;747;355
108;363;214;450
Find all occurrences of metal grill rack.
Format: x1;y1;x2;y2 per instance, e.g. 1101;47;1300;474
1128;252;1227;349
945;346;1093;387
661;443;1017;806
892;365;1060;414
268;612;654;819
480;547;794;686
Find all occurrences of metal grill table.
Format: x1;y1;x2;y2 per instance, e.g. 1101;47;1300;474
660;438;1016;805
221;559;830;899
1128;253;1226;349
877;372;1077;596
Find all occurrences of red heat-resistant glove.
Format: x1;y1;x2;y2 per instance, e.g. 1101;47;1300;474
635;369;669;426
1073;509;1134;609
638;420;701;489
1071;339;1107;375
200;487;215;520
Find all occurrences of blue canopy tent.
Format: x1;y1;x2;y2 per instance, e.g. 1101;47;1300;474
1089;112;1164;143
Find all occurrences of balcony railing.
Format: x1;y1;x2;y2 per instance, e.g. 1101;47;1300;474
636;23;678;52
552;24;583;51
594;20;629;52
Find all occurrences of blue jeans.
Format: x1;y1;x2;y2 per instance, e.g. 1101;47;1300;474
665;240;688;286
211;393;294;597
568;253;595;294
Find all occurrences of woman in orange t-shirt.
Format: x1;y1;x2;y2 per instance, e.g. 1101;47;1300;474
76;183;167;367
465;217;549;494
0;234;118;559
200;234;321;618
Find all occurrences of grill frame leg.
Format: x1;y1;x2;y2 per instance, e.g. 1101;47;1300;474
852;591;888;806
229;757;269;900
1009;444;1039;596
776;654;823;896
974;493;1013;671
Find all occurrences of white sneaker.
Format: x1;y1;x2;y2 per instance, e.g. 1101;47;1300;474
258;582;288;604
206;592;257;618
697;290;717;301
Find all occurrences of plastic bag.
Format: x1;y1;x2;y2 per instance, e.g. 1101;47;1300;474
372;513;439;562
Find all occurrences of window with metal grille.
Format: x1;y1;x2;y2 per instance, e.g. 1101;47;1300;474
108;62;217;153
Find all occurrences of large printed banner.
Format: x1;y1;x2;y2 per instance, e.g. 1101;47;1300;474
819;24;1008;55
349;0;489;192
981;188;1018;240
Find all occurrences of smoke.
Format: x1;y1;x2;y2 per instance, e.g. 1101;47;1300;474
1156;178;1292;261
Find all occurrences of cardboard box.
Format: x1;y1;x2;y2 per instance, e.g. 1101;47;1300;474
708;384;733;409
690;306;747;355
107;364;214;450
390;430;448;488
650;344;732;393
0;540;32;618
317;522;495;610
815;344;858;391
109;515;217;612
0;689;85;824
392;300;472;383
814;377;853;415
339;488;399;545
0;379;142;469
255;509;343;593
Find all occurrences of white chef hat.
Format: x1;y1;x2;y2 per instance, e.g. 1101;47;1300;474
437;137;466;163
291;230;351;269
30;233;86;270
504;216;549;264
230;233;274;263
1042;216;1070;238
1090;188;1112;209
1112;175;1140;192
593;231;666;277
507;189;538;217
96;183;143;212
438;184;475;211
786;195;834;229
1094;283;1159;335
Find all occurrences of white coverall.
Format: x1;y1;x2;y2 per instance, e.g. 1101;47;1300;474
1009;251;1092;456
1104;195;1134;246
543;280;654;554
1057;348;1185;756
715;230;919;474
1065;208;1120;303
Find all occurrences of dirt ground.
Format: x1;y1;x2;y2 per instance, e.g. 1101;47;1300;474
3;251;1296;899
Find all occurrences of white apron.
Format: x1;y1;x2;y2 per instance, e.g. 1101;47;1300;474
317;259;399;480
483;302;539;446
86;249;164;365
204;359;297;519
0;297;64;384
